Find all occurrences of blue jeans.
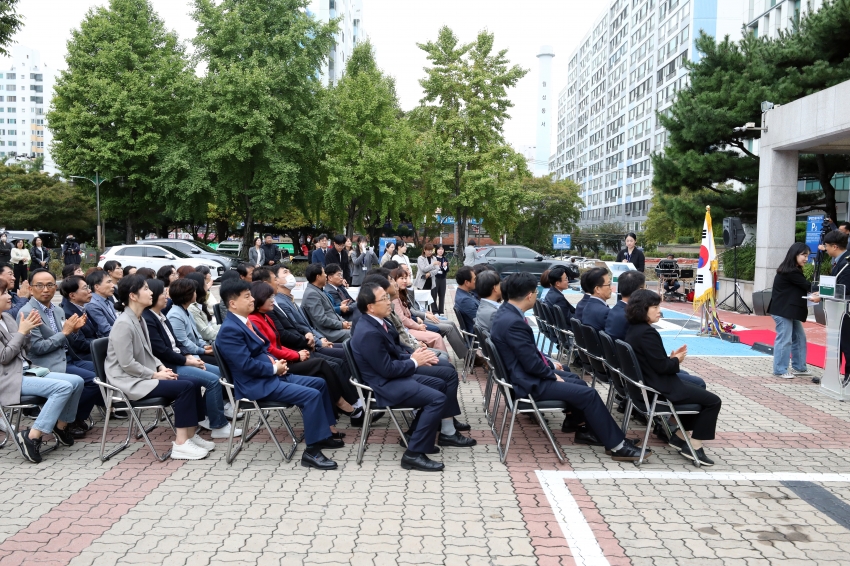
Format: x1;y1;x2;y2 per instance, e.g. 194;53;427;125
771;315;807;374
20;373;84;435
175;363;226;429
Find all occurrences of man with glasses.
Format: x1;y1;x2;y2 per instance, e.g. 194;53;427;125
17;269;102;437
577;267;612;332
85;270;118;337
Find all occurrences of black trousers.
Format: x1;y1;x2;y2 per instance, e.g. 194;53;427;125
665;382;722;441
140;377;205;428
314;347;351;387
288;357;358;407
431;277;447;314
12;263;26;292
397;374;447;454
413;359;460;418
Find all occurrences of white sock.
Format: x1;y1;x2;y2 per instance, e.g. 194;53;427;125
352;399;363;409
611;441;624;452
441;418;456;436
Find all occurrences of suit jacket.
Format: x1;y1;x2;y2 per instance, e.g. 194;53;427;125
768;269;811;322
61;298;97;360
104;310;162;401
474;299;500;334
603;300;628;342
248;312;300;362
616;248;645;272
489;302;556;399
18;298;75;372
351;250;379;285
413;255;440;289
832;251;850;291
325;283;358;321
580;296;610;331
574;294;590;321
454;288;479;331
166;305;207;355
0;312;29;405
543;288;575;324
624;322;687;399
87;293;118;338
30;246;50;270
248;247;265;267
325;248;351;282
301;284;350;343
275;293;324;340
311;248;327;266
268;304;311;351
349;314;418;407
260;243;281;265
215;314;280;401
142;309;190;369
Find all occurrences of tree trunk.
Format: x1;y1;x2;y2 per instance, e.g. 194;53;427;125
124;187;135;244
816;154;838;222
242;189;253;254
346;199;358;239
215;219;229;243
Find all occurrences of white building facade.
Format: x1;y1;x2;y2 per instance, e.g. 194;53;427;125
307;0;365;87
0;45;55;174
744;0;823;39
551;0;744;232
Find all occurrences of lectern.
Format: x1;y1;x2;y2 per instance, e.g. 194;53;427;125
820;295;850;401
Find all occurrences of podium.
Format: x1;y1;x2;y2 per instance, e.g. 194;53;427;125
820;296;850;401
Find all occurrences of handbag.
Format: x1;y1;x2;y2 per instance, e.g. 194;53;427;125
23;366;50;378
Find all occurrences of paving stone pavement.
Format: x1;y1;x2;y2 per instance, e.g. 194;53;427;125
1;293;849;565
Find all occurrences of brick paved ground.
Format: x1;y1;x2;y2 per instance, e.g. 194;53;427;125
1;291;849;565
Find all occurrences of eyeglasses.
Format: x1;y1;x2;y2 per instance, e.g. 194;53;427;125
376;296;391;303
32;283;57;290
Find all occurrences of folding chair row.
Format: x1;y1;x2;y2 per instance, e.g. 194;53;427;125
452;306;478;382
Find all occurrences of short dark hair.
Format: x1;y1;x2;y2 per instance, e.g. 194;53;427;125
136;267;157;280
501;272;538;301
61;264;78;279
168;278;197;307
625;232;638;242
357;281;383;313
86;269;111;290
250;281;276;313
473;264;494;275
156;265;175;287
103;260;122;273
251;267;274;283
195;265;211;276
145;278;166;308
580;267;608;293
332;234;346;246
468;239;476;246
382;260;399;270
547;267;568;286
841;222;850;232
617;270;646;298
361;274;390;290
539;269;551;289
824;230;848;249
305;263;325;283
220;279;252;308
476;270;502;299
236;263;253;277
369;267;392;278
28;268;53;284
625;289;661;324
186;272;208;303
317;233;328;242
59;276;85;299
115;275;148;309
324;263;342;277
456;266;474;286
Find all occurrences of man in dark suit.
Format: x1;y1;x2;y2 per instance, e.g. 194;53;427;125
260;234;282;268
311;234;328;266
325;235;351;283
490;272;646;461
324;263;357;322
215;279;342;470
59;276;99;361
350;281;476;472
454;266;479;330
824;230;850;385
543;266;576;323
577;267;611;331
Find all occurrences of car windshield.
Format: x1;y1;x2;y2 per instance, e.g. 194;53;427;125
191;241;218;253
156;245;191;258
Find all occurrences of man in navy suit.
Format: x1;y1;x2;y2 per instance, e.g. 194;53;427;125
85;270;118;337
215;279;342;470
454;266;478;330
350;281;476;472
311;234;328;266
576;267;611;331
324;263;358;321
490;272;646;462
543;267;575;323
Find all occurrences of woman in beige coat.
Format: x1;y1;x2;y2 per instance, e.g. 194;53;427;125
105;275;211;460
388;268;447;352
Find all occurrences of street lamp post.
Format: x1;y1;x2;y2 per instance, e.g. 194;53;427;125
70;173;122;252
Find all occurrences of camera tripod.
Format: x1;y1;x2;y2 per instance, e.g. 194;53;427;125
717;244;753;314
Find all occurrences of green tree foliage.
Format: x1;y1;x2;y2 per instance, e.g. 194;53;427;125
0;161;95;233
190;0;336;248
642;194;678;248
413;27;530;242
322;41;419;242
0;0;21;55
509;176;582;253
653;0;850;228
48;0;195;243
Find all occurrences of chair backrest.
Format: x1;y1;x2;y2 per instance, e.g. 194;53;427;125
212;342;235;385
581;324;605;359
474;325;491;358
90;337;109;380
570;318;587;349
341;340;364;384
532;301;543;327
214;303;227;325
538;302;557;341
597;330;620;370
614;339;651;402
484;338;509;385
453;305;469;333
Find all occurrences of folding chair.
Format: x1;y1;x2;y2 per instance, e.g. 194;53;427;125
1;395;59;457
91;338;177;462
580;324;617;410
597;331;633;432
569;318;595;384
213;303;228;325
538;302;559;357
614;340;702;467
452;306;477;382
341;341;415;465
213;343;301;465
531;301;546;350
550;307;576;365
474;325;500;428
486;338;566;463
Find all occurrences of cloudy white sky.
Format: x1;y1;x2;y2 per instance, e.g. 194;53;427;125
10;0;603;157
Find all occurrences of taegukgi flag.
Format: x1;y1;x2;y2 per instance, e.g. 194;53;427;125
693;206;717;309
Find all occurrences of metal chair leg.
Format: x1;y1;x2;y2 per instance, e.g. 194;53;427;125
386;410;408;447
356;399;374;465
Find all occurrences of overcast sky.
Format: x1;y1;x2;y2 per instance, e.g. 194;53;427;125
10;0;603;157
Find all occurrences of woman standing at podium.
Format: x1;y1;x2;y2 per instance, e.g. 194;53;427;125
616;233;645;272
768;242;820;379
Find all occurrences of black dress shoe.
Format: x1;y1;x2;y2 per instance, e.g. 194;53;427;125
574;427;603;446
401;451;445;471
679;447;714;466
312;437;345;450
452;418;471;432
330;431;346;440
561;419;580;434
301;450;338;470
437;431;477;447
66;421;89;439
71;419;92;432
610;439;651;462
52;426;75;447
398;435;439;454
605;437;643;455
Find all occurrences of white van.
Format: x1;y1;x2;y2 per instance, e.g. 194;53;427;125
216;241;243;257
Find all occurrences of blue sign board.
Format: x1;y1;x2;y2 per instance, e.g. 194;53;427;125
435;216;483;225
806;215;824;262
553;234;571;250
378;237;396;256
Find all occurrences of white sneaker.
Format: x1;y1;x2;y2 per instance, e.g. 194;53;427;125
774;373;795;379
170;440;209;460
791;368;812;377
197;418;211;430
210;422;242;439
223;403;244;420
189;434;216;451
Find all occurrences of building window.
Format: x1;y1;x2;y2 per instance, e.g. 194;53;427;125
5;73;14;79
30;85;42;93
29;73;42;81
6;107;14;113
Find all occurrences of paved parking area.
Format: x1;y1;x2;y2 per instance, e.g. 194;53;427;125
1;294;849;566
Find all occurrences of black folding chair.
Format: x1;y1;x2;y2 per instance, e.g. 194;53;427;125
549;306;576;364
581;324;616;410
598;331;632;432
569;318;595;384
213;302;228;325
452;306;477;382
531;301;546;350
538;302;559;357
474;325;500;429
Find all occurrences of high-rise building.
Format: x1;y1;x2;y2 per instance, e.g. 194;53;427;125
550;0;744;232
0;45;55;174
744;0;822;39
307;0;365;87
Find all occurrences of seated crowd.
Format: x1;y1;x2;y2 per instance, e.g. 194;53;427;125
0;242;722;469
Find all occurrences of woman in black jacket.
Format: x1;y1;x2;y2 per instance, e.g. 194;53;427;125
616;232;645;272
767;242;820;378
624;289;722;466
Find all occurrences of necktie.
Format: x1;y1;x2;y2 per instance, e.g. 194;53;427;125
246;320;263;341
382;321;388;332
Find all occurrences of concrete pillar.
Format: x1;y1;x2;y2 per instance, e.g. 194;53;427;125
753;147;799;291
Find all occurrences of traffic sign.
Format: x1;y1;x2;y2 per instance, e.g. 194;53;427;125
553;234;571;250
806;215;824;263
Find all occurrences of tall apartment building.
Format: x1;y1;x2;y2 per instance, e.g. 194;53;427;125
744;0;823;38
307;0;365;87
550;0;744;232
0;45;55;174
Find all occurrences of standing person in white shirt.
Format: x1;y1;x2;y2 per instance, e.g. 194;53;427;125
11;240;31;292
392;240;413;278
463;239;477;267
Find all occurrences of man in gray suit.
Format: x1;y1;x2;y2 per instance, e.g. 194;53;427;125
301;264;351;343
474;270;502;334
18;269;103;436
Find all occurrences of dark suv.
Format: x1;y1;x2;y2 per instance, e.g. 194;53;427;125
139;239;237;271
473;245;579;280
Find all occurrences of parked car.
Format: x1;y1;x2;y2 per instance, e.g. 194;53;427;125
98;244;226;280
473;245;578;279
140;238;237;271
2;230;60;249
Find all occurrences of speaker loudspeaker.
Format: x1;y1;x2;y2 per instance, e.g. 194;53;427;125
723;217;745;247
